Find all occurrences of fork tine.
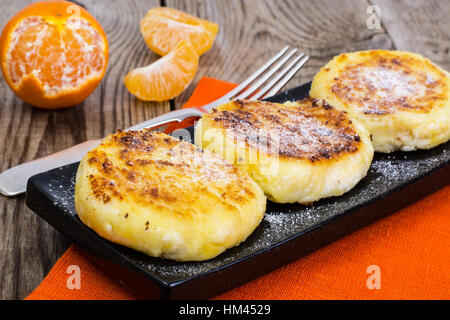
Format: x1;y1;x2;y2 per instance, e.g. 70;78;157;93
218;46;290;101
263;55;309;98
250;53;305;100
234;48;298;100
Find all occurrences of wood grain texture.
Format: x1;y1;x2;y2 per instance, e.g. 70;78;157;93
0;0;448;299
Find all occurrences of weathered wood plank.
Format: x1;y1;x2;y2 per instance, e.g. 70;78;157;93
167;0;393;107
0;0;167;299
372;0;450;69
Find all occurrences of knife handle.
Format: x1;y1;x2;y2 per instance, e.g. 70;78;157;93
0;139;101;197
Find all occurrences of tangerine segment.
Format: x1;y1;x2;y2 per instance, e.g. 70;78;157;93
140;7;218;56
0;1;108;109
124;41;199;101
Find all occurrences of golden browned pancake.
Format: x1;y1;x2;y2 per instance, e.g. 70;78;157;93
310;50;450;152
195;98;374;203
75;130;266;261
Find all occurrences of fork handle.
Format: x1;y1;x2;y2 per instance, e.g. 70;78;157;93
0;108;204;197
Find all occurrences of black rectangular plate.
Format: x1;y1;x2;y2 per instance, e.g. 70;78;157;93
25;82;450;299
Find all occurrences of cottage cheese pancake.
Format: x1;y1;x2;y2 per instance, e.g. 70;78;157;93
75;130;266;261
195;99;373;204
310;50;450;152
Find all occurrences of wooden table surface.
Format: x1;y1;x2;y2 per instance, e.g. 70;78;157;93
0;0;449;299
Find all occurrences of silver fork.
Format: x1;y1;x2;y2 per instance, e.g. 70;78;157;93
0;46;309;197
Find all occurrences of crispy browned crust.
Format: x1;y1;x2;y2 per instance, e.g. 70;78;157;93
330;51;449;115
84;130;255;210
207;98;361;162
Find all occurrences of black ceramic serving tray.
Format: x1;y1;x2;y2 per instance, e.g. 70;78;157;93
25;82;450;299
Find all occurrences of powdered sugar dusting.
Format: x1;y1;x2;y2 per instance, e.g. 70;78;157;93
331;54;447;115
38;139;450;281
207;99;360;162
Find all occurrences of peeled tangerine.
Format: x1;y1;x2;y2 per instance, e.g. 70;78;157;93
124;41;199;101
140;7;218;56
0;1;109;109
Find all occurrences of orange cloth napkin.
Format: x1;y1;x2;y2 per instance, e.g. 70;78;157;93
26;77;450;300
